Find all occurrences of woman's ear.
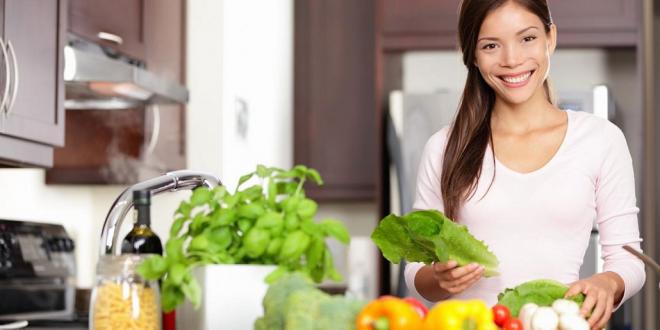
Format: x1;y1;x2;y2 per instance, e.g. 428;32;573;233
547;23;557;55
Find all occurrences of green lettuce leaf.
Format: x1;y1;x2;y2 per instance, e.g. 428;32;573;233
497;279;586;317
371;210;499;277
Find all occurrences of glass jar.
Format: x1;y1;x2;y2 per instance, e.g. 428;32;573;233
90;255;161;330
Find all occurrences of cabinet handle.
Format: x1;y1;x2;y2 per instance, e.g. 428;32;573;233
6;41;18;116
97;31;124;45
0;38;9;116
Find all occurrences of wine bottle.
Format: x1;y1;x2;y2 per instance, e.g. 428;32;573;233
121;189;163;255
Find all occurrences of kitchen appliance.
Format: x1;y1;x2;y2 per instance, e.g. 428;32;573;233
0;219;76;321
64;35;189;110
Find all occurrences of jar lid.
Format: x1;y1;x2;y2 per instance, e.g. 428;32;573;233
96;254;155;277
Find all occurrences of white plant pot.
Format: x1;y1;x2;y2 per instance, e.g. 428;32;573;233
176;264;276;330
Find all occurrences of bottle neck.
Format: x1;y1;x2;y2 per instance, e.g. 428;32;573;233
134;203;151;227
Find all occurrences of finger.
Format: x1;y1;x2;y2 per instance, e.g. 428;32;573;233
587;292;607;327
433;260;458;273
594;295;614;330
580;290;598;318
442;263;480;281
449;268;484;293
447;265;484;288
565;282;585;299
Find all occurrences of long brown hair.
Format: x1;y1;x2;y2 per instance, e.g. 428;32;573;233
441;0;554;220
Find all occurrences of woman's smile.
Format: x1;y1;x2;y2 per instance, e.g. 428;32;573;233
497;69;535;88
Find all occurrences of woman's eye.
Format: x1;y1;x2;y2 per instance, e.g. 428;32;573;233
523;35;537;42
482;43;497;50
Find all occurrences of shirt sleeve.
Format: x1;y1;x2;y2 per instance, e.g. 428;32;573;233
405;127;449;301
594;125;646;309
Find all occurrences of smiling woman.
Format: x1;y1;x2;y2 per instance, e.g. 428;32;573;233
404;1;646;329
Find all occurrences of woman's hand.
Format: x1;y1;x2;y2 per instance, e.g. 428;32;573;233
564;272;624;330
432;260;485;295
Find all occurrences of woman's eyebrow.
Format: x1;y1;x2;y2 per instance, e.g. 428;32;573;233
477;26;540;42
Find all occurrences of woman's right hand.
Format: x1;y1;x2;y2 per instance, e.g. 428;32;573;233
432;260;485;295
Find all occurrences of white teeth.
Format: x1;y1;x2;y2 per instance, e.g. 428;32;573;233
501;71;531;84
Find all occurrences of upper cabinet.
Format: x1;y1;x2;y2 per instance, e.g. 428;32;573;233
295;0;379;201
0;0;66;167
69;0;146;61
380;0;640;50
46;0;186;184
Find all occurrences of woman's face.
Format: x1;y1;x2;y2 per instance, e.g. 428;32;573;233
474;1;556;105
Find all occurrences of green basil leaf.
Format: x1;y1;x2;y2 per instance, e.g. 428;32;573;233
242;185;264;202
297;199;318;218
137;255;168;280
190;214;209;236
237;172;255;190
208;226;232;251
168;263;187;285
212;208;237;226
323;249;342;282
318;219;350;244
264;265;289;284
293;165;309;178
266;237;283;256
212;186;227;201
175;202;192;218
181;276;202;309
166;238;185;262
170;217;187;237
190;187;212;206
161;281;185;313
306;169;324;185
238;218;253;233
255;212;284;229
237;203;265;219
284;213;300;230
190;235;210;252
256;164;273;178
279;230;311;262
244;228;271;258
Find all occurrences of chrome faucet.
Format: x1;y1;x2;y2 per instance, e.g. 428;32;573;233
100;170;221;255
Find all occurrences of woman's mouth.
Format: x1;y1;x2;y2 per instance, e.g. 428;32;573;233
498;70;534;88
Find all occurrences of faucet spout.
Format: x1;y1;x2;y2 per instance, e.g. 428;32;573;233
100;170;221;255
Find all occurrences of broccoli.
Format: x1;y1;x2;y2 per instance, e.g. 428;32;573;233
255;273;313;329
284;289;329;330
254;273;367;330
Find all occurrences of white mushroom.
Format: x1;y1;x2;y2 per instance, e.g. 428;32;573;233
552;299;580;316
531;306;559;330
559;313;590;330
518;303;539;330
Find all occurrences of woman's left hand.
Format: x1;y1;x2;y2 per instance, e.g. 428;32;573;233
564;272;624;330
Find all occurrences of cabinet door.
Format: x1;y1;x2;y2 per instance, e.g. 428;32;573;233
550;0;639;47
69;0;145;61
382;0;461;50
295;0;378;200
0;0;65;147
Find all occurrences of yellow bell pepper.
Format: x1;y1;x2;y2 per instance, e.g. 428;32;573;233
356;296;423;330
423;299;497;330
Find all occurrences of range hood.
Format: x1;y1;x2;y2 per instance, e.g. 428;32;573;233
64;37;189;110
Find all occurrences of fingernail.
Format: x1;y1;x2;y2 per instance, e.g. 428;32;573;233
478;265;485;271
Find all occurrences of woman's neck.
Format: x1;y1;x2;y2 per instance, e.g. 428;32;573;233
491;86;560;134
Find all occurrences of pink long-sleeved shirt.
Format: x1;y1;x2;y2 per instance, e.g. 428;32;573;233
404;110;646;308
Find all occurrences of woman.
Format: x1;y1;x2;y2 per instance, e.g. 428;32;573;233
404;0;646;328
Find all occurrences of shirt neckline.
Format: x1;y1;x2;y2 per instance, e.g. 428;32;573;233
489;109;573;178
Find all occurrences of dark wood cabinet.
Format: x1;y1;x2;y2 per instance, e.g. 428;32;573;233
69;0;146;61
0;0;66;168
46;0;185;184
381;0;640;50
294;0;379;201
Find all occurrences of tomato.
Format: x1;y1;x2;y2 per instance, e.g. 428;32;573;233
502;317;524;330
491;304;511;326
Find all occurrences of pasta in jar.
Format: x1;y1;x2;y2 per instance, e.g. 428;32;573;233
90;255;161;330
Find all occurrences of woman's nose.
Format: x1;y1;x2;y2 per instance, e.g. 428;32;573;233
501;44;523;68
